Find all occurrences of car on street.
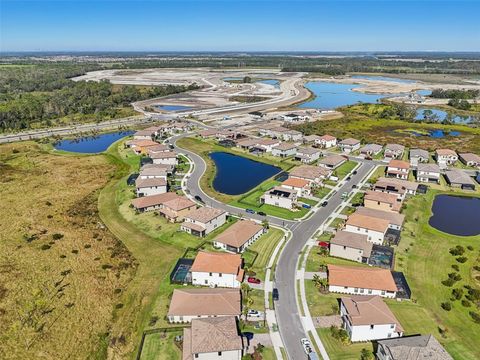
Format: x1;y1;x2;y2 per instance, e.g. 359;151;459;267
346;176;351;181
246;209;256;214
257;211;266;216
352;170;357;175
194;195;204;203
352;184;357;189
301;338;313;354
321;201;328;207
272;288;279;301
248;277;261;284
247;309;262;317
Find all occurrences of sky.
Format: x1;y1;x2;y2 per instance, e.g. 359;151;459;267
1;0;479;52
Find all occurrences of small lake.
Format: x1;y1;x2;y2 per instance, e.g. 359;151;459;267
54;130;134;153
429;195;480;236
298;81;395;109
351;75;417;84
401;129;460;138
258;79;280;89
415;108;474;124
155;105;192;111
210;152;281;195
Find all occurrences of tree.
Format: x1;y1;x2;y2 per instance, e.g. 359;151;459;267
360;348;374;360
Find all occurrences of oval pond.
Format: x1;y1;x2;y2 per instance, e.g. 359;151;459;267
54;130;134;153
429;195;480;236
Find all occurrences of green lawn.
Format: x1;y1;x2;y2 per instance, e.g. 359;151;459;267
248;227;285;280
140;330;183;360
317;328;374;360
314;186;332;199
299;197;318;206
305;281;339;317
333;160;358;180
305;248;367;272
330;217;345;229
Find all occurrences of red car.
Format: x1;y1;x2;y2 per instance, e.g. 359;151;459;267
247;277;261;284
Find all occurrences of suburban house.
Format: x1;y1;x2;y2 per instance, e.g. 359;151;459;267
329;231;372;263
190;252;244;288
384;144;405;160
289;164;331;185
253;138;281;153
236;138;258;151
319;154;347;169
435;149;458;169
374;177;418;197
360;143;383;157
145;144;171;156
182;317;244;360
167;288;241;323
364;190;402;212
141;163;174;174
416;163;441;184
459;153;480;168
133;129;154;140
355;207;405;231
272;142;297;157
275;128;303;142
409;148;430;167
376;335;453;360
180;207;227;237
316;134;337;148
339;138;361;154
345;213;390;245
131;192;180;212
328;264;398;298
295;147;321;163
150;151;178;166
341;296;403;342
281;177;311;197
444;170;476;190
282;113;309;123
138;166;167;180
198;129;218;138
213;220;265;253
126;139;159;155
386;160;410;180
158;196;197;222
262;186;297;209
135;177;167;197
303;134;322;145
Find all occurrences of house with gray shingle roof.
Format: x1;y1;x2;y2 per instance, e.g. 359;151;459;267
377;334;453;360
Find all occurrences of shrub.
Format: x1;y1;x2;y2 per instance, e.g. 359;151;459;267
467;246;474;251
451;264;459;271
441;302;452;311
451;288;463;301
461;300;471;307
465;288;480;302
40;244;51;250
330;326;350;344
469;311;480;324
473;265;480;271
45;201;52;206
60;254;66;258
448;272;462;281
360;348;374;360
84;244;91;249
456;256;468;263
52;233;64;240
71;249;78;254
450;245;465;256
148;316;159;326
114;288;122;294
115;303;124;309
102;264;113;270
441;278;455;287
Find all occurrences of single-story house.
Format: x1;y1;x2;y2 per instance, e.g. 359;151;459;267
198;129;218;138
376;335;453;360
145;144;171;157
289;164;331;185
213;220;265;253
141;163;174;175
150;151;178;166
384;144;405;160
131;192;179;212
159;196;197;222
339;138;361;154
182;317;244;360
374;177;418;197
316;134;337;148
262;186;297;210
191;251;244;288
135;177;167;197
281;177;311;197
345;213;390;245
435;149;458;168
295;147;321;164
167;288;241;323
444;170;476;190
236;138;259;150
416;163;441;184
138;167;168;180
360;143;383;156
355;207;405;231
133;129;155;140
364;190;402;213
329;231;372;263
386;160;410;180
253;138;281;153
409;148;430;167
328;264;398;298
126;139;159;155
319;154;347;169
341;296;403;342
181;207;227;237
272;142;297;158
459;153;480;168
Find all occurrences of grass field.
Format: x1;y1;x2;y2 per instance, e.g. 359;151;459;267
317;328;374;360
248;227;285;280
140;330;183;360
0;142;135;360
333;160;358;180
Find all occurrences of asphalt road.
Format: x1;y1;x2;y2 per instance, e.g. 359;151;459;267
173;133;376;359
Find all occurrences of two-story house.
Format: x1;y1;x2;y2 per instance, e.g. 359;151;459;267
339;138;361;154
190;252;244;288
416;163;441;184
345;213;390;245
386;160;410;180
262;186;297;209
181;207;227;237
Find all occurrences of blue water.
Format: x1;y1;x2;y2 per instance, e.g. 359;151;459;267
258;79;280;89
210;152;281;195
351;75;417;84
54;131;134;153
155;105;192;111
298;81;393;109
415;108;473;124
429;195;480;236
416;89;432;96
406;129;460;138
223;77;243;82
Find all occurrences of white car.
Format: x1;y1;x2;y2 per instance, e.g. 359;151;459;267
247;309;263;317
300;338;312;354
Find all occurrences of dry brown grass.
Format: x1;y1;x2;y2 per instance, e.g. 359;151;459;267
0;142;135;360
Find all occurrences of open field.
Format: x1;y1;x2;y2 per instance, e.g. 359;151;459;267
0;142;135;360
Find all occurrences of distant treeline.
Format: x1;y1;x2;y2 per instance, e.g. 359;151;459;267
430;88;479;99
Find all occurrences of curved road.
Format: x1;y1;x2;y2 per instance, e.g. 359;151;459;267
173;134;375;359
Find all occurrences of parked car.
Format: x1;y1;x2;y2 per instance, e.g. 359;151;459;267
243;332;254;341
247;310;262;317
321;201;328;207
351;184;357;189
352;170;357;175
301;338;313;354
194;195;204;203
346;176;351;181
248;277;261;284
272;288;279;301
246;209;256;214
257;211;266;216
302;203;311;209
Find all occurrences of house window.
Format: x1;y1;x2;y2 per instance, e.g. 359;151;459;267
205;280;208;285
354;288;359;293
368;289;372;294
381;290;386;295
218;352;222;356
219;273;222;277
209;272;212;276
370;325;374;330
195;355;199;359
343;246;347;250
387;333;392;338
360;288;364;294
390;324;394;329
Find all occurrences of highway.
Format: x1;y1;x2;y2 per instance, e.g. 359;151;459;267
173;133;376;359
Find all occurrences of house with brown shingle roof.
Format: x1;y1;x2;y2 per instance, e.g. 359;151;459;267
167;288;241;323
330;231;373;263
182;317;244;360
328;264;398;298
364;190;402;213
319;154;347;169
386;159;410;180
316;134;337;148
281;177;311;197
435;149;458;168
180;207;227;237
340;296;403;342
135;177;167;197
355;207;405;231
191;252;244;288
131;192;180;212
384;144;405;160
213;220;265;253
345;213;390;245
159;196;197;222
374;177;418;197
289;164;331;185
150;151;178;166
459;153;480;168
339;138;361;154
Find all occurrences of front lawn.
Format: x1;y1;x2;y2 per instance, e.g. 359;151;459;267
248;228;285;280
305;280;339;317
317;328;374;360
333;160;358;180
